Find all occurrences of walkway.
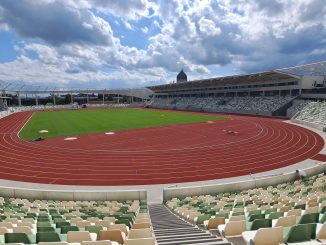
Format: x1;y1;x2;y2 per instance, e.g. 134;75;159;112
149;204;231;245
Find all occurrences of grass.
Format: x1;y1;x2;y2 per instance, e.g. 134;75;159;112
19;108;225;140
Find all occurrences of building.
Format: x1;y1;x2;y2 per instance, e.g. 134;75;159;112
176;69;187;83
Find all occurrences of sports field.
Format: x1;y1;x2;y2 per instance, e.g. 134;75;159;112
19;108;225;140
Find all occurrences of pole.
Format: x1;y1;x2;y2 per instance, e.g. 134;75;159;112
102;93;105;105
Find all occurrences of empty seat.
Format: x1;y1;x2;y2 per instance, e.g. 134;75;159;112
13;226;34;235
36;231;61;242
67;231;96;243
61;225;79;234
132;223;151;229
250;218;272;231
5;233;32;244
298;212;319;224
218;220;246;237
85;225;103;235
273;215;296;227
98;230;126;244
204;217;225;230
109;224;129;236
284;223;317;243
242;226;283;245
128;228;152;239
317;223;326;242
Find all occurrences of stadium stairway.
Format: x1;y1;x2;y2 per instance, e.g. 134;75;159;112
149;204;231;245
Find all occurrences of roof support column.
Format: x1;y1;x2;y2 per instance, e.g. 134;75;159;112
102;93;105;105
70;94;73;104
53;94;56;105
35;94;38;106
17;92;22;107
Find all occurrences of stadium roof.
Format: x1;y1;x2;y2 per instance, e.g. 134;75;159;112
147;71;296;92
276;61;326;76
147;61;326;92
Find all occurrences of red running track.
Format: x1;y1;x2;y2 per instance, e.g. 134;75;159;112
0;111;324;186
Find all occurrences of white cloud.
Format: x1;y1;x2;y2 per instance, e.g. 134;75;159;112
198;17;222;36
141;26;149;34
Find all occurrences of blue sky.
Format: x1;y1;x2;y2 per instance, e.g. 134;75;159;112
0;0;325;89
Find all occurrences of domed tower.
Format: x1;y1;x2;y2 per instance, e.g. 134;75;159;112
176;69;187;83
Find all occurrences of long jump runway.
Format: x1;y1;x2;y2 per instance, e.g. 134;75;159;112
0;111;324;186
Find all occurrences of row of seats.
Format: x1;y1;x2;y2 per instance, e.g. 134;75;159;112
0;198;156;245
150;96;294;114
166;173;326;244
294;100;326;126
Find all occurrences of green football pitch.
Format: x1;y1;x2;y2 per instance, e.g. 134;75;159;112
19;108;225;140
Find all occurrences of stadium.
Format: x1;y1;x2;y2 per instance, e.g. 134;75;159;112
0;1;326;245
0;61;326;244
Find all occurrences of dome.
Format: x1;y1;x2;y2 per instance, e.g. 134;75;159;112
177;69;187;83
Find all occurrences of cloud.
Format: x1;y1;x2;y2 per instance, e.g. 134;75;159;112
74;0;154;20
0;0;114;46
0;0;326;89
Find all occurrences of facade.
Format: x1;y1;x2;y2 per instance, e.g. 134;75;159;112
148;63;326;99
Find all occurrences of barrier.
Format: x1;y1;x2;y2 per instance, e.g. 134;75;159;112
0;185;147;201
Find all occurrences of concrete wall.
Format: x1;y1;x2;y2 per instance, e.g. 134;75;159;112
163;163;326;201
0;186;147;201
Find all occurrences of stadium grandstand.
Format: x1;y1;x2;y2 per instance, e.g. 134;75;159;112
0;61;325;244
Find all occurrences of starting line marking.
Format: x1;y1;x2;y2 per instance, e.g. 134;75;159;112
64;137;78;141
105;132;115;135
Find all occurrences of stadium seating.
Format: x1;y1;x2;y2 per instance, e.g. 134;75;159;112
294;100;326;126
150;96;294;115
0;198;156;245
166;173;326;244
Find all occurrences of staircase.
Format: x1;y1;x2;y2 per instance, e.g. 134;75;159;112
149;204;231;245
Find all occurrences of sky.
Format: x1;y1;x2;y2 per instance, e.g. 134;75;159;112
0;0;325;89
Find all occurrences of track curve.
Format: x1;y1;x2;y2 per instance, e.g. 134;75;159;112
0;110;324;185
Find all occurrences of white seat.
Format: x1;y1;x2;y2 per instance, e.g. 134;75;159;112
242;226;283;245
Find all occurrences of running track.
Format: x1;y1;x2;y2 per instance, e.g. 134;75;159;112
0;111;324;186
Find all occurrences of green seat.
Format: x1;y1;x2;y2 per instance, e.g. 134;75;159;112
36;232;61;243
320;212;326;223
37;222;52;227
56;221;71;228
264;208;277;215
249;213;265;222
285;223;317;243
53;218;66;223
215;213;229;219
268;212;284;219
116;219;132;228
5;233;32;244
250;218;272;230
298;213;319;224
195;214;211;224
61;225;79;234
38;218;50;222
321;206;326;214
37;226;56;232
248;210;261;216
294;204;306;210
85;225;103;235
